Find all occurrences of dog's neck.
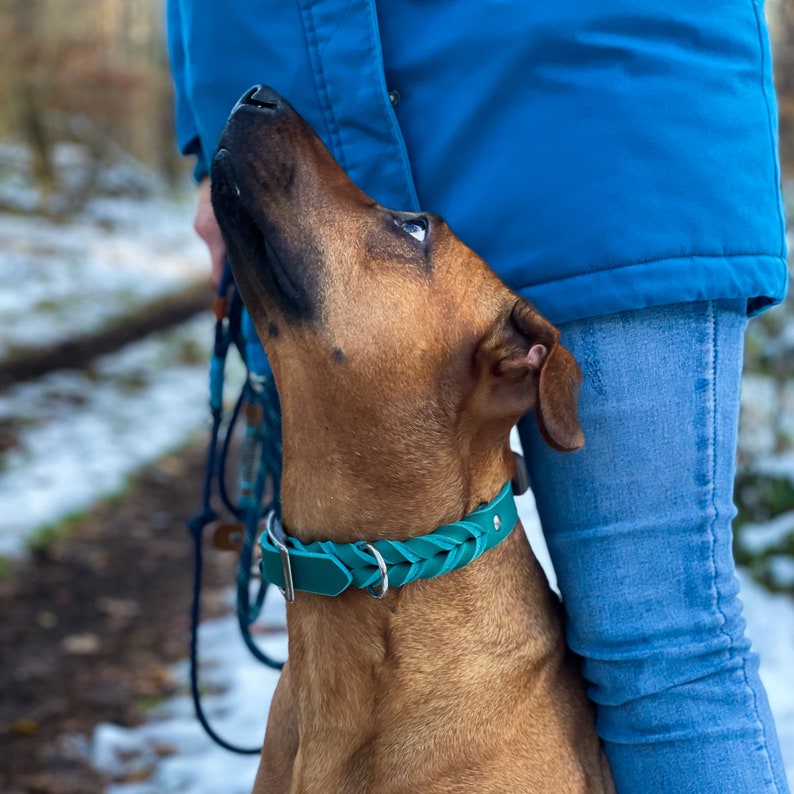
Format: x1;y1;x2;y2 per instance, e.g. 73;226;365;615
278;411;514;546
273;413;564;790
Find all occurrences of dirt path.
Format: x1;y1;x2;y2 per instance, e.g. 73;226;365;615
0;441;235;794
0;283;212;391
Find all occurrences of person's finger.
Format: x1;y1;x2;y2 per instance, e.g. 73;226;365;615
193;178;227;286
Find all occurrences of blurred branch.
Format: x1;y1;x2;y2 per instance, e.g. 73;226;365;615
0;0;182;215
769;0;794;173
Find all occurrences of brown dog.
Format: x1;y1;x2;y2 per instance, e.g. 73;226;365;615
211;85;614;794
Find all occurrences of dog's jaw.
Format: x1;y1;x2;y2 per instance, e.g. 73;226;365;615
211;146;320;323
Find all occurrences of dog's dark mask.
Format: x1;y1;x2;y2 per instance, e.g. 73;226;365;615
210;86;324;322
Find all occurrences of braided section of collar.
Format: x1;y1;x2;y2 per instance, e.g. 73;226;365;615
259;482;518;599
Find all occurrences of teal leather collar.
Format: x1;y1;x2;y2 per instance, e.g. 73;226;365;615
260;481;518;601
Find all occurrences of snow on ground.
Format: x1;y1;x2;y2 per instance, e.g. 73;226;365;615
0;184;244;556
87;490;794;793
92;590;285;794
0;194;207;355
740;572;794;771
741;374;794;468
0;313;227;556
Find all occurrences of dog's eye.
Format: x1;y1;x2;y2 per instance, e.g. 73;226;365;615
400;218;427;242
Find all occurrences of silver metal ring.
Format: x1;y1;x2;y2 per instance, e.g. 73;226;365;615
361;542;389;599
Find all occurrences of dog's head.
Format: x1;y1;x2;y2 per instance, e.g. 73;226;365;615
211;85;583;454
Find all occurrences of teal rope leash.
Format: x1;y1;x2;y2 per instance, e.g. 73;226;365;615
188;264;283;756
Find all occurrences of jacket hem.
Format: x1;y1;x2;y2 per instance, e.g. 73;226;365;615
515;252;789;325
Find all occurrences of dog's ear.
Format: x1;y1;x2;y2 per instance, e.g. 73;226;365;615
481;298;584;452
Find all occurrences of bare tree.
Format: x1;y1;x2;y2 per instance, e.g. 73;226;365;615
0;0;180;214
770;0;794;172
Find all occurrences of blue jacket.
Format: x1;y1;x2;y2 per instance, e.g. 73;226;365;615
167;0;788;324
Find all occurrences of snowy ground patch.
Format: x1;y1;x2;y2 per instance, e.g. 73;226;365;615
740;573;794;778
0;184;245;556
0;192;207;356
91;591;286;794
0;315;228;556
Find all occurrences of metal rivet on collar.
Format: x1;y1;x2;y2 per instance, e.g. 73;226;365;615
493;515;502;532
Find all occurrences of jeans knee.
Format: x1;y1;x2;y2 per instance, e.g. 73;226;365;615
584;637;764;745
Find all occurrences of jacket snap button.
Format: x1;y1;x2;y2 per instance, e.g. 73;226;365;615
388;89;401;108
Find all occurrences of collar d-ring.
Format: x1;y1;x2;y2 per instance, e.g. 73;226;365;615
361;542;389;599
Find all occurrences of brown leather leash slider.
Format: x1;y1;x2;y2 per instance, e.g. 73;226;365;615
210;520;245;551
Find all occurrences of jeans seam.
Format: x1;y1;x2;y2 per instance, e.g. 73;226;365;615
707;301;731;653
707;300;780;791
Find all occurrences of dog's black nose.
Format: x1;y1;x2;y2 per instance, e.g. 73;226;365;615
236;85;283;113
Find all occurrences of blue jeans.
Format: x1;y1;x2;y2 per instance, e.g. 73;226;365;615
517;299;789;794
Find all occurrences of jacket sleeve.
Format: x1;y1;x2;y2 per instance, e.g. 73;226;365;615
166;0;209;181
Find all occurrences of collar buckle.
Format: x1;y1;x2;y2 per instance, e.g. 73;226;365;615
265;512;295;603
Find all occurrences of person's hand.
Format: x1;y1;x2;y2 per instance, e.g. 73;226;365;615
193;177;227;286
